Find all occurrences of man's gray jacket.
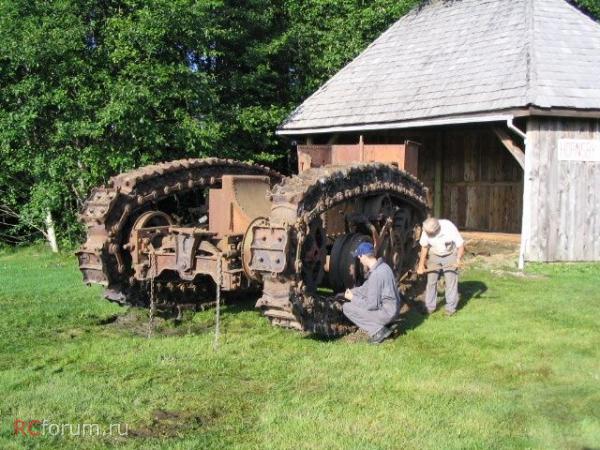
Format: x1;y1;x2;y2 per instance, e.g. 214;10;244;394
350;258;402;311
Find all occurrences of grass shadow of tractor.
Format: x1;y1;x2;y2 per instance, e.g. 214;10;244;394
306;280;489;343
98;291;263;337
100;281;488;340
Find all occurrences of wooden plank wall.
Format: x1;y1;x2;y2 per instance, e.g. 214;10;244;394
322;125;524;233
417;126;523;233
524;118;600;261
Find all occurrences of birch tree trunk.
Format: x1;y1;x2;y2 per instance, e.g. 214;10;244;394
45;210;59;253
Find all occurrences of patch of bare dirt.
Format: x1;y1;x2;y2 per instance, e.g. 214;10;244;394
101;309;213;337
128;409;217;438
462;237;520;271
342;330;370;343
490;269;547;280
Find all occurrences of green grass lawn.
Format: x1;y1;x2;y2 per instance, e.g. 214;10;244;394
0;246;598;449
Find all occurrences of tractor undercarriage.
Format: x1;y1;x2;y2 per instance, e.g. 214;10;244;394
78;144;429;335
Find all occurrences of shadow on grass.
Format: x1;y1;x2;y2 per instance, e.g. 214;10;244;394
219;292;261;314
397;280;487;336
102;281;489;341
307;280;489;343
304;333;344;343
396;303;426;335
96;292;263;337
430;280;488;314
305;297;429;343
457;280;488;310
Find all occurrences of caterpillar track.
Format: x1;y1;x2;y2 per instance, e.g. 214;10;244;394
253;163;428;335
78;148;428;335
77;158;282;312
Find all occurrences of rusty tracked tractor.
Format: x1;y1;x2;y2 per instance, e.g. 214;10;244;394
78;143;428;335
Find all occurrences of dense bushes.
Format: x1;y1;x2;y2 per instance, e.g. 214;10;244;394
0;0;598;248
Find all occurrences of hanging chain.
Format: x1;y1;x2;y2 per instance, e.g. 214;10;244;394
213;254;223;351
147;251;157;338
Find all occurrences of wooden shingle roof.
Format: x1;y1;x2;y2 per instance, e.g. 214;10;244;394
279;0;600;134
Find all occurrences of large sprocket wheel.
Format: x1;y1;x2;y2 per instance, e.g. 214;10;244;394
300;218;327;292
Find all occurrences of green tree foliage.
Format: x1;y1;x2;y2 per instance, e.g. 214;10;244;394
0;0;598;246
574;0;600;17
283;1;417;95
0;0;223;244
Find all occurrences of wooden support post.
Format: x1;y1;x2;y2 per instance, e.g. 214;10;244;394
493;127;525;169
518;124;531;269
434;137;443;217
359;134;365;160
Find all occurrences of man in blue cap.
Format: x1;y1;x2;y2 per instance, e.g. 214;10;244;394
342;242;401;344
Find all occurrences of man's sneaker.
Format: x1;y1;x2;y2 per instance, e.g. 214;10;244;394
369;326;393;344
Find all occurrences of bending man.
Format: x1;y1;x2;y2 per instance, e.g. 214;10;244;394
417;217;464;316
342;242;401;344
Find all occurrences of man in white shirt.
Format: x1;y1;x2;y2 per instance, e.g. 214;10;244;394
417;217;465;316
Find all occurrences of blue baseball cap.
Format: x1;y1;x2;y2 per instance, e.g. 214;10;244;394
352;242;375;258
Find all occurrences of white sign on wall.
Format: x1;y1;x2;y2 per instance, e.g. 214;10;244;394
558;139;600;162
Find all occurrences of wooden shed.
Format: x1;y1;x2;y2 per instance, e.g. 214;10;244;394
278;0;600;264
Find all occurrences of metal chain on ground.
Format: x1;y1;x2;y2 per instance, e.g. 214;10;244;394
147;251;157;338
213;254;223;351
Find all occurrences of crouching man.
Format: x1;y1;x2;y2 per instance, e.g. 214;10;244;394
342;242;401;344
417;217;465;316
